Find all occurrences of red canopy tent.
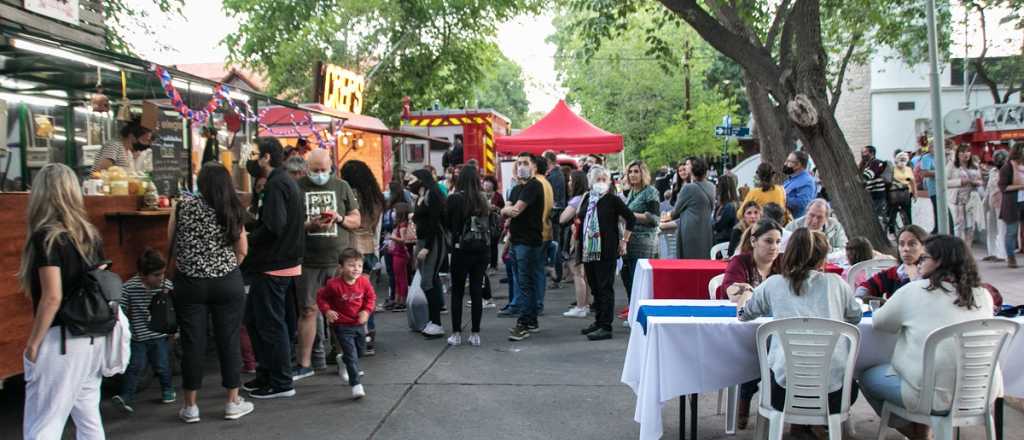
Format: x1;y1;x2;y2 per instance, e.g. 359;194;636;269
495;100;623;155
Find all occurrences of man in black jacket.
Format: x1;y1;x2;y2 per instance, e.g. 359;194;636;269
242;137;306;399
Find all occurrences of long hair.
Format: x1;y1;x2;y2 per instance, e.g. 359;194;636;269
717;174;738;207
387;181;405;209
627;160;651;189
923;235;981;309
755;162;776;192
568;170;589;198
780;227;829;296
18;163;102;293
454;164;489;217
953;144;977;169
739;218;782;254
341;160;385;219
197;162;245;246
844;237;874;266
738;200;761;230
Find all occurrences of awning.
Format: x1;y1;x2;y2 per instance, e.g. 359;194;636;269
258;104;449;145
495;100;623;155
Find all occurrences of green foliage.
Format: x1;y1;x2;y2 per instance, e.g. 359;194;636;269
474;55;530;127
222;0;542;126
102;0;184;55
550;5;735;167
643;100;741;166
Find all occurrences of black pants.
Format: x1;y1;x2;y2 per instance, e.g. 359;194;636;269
769;372;858;414
451;249;488;333
930;195;954;234
887;196;912;233
246;273;296;391
173;269;246;391
424;272;443;325
584;258;617;331
621;256;640;302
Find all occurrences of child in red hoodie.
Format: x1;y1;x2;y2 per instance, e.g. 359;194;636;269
317;248;376;399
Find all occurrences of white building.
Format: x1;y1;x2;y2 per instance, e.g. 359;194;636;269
835;5;1022;162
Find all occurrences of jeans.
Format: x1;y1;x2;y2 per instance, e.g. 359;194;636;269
585;258;618;330
1006;221;1020;259
246;273;295;391
119;338;173;402
860;363;914;428
546;240;562;282
505;251;520;311
174;269;246;391
334;325;366;386
513;243;545;326
451;249;488;332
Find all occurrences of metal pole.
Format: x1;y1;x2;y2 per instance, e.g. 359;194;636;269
927;0;950;235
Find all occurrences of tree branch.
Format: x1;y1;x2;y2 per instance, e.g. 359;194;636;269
966;2;1003;103
658;0;783;93
765;0;793;50
830;33;862;112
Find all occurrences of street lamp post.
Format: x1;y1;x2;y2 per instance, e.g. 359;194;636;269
926;0;950;235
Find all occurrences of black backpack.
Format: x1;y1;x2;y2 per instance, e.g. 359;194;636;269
58;255;122;352
148;289;178;334
458;214;491;253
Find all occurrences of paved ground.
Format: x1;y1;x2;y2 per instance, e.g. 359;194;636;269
1;250;1022;439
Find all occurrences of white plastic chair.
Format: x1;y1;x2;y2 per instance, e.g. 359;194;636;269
845;258;897;288
876;318;1019;440
707;274;725;300
710;241;730;260
756;318;860;440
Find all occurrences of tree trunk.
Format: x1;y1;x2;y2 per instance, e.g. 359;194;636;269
744;73;794;170
785;0;891;252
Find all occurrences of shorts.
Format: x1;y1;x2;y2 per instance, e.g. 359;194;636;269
297;266;335;310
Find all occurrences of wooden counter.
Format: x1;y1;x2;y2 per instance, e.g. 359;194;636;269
0;193;173;382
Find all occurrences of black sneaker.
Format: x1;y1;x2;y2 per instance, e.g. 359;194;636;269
508;325;531;341
248;387;296;399
526;322;540;333
586;328;613;341
242;377;267;392
581;323;601;335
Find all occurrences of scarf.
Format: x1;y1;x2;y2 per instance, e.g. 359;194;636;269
582;191;603;262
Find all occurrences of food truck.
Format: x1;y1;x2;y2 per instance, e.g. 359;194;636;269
398;105;511;177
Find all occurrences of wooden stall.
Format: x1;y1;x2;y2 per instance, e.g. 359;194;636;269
0;194;172;382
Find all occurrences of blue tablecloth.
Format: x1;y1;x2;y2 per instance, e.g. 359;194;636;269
636;305;736;333
636;304;872;333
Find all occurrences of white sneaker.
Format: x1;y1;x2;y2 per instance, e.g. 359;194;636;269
351;384;366;399
563;307;588;318
447;333;462;346
179;405;200;424
422;322;445;336
224;397;254;420
482;300;497;309
468;333;481;346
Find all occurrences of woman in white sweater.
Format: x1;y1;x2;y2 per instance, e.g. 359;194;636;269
861;235;996;440
739;227;863;436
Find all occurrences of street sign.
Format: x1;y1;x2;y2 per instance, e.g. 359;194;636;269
715;126;750;137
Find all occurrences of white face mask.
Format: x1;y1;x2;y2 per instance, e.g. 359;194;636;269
517;165;531;179
592;182;609;195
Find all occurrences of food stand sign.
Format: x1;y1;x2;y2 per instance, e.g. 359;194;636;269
23;0;80;25
150;111;188;197
315;62;365;114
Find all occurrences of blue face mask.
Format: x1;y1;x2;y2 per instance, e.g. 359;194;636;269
309;171;330;186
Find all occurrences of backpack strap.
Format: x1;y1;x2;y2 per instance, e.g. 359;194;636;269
60;325;66;355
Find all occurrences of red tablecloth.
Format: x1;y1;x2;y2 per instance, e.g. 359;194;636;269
649;259;843;300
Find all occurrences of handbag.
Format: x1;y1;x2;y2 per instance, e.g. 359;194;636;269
148;288;178;334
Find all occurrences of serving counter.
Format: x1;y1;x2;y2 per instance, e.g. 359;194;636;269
0;193;173;383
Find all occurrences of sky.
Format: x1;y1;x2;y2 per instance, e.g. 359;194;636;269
126;1;563;114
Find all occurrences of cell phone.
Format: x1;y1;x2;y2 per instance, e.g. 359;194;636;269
320;211;335;221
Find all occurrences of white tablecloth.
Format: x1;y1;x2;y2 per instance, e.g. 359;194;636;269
621;299;1024;440
627;260;654;325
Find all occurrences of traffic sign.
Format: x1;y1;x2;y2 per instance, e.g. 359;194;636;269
715;126;750;137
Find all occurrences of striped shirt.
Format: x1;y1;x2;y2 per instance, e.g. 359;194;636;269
119;275;173;342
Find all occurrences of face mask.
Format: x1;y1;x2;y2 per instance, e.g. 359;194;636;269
592;182;609;195
782;165;795;175
407;181;422;194
517;165;531;179
309;171;330;186
246;159;262;178
133;142;151;152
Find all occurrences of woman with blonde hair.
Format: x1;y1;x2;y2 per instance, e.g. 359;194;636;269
19;163;107;439
620;160;660;317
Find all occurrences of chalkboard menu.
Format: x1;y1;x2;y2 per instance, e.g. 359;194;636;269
150;111;187;197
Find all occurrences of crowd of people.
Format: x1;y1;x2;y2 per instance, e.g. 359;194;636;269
15;135;1019;439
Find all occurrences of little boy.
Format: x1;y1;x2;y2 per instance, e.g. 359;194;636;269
317;248;376;399
112;248;175;414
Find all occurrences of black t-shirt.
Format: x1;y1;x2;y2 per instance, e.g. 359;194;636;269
509;178;544;246
29;230;103;327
